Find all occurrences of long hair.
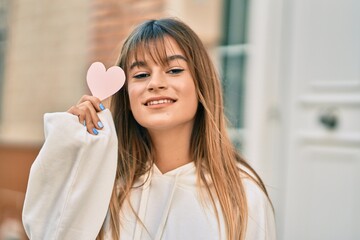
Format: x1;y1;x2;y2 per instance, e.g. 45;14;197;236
98;18;270;240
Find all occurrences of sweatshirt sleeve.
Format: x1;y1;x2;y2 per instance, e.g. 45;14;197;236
22;109;118;240
243;178;276;240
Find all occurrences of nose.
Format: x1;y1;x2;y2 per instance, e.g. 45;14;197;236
147;71;168;91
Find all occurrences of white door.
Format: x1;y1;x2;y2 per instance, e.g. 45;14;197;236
282;0;360;239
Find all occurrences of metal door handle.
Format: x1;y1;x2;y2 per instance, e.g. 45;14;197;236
319;110;338;130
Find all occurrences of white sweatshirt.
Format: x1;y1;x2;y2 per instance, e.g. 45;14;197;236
23;110;276;240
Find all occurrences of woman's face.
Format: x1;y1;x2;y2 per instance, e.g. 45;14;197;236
127;36;198;133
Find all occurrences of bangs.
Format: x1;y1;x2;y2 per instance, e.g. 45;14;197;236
128;37;168;69
123;20;181;71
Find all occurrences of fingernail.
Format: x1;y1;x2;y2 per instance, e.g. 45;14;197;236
92;128;98;135
99;103;105;111
97;121;103;128
83;120;86;126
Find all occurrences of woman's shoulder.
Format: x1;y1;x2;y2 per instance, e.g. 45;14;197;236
236;162;271;208
236;162;276;239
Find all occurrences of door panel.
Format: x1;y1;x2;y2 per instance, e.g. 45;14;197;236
282;0;360;239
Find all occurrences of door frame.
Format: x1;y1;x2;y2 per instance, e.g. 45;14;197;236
244;0;290;238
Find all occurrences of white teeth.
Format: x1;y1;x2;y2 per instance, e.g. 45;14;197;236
147;99;173;106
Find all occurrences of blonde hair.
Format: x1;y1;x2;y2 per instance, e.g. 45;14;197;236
98;18;270;240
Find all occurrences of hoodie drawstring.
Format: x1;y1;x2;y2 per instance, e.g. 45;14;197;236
133;170;180;240
133;170;152;240
154;172;180;240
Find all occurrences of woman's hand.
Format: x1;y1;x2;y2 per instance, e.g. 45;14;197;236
67;95;106;135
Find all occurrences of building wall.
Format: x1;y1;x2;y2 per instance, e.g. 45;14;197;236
0;0;90;144
89;0;165;68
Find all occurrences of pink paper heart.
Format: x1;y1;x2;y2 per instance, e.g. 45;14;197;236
86;62;126;100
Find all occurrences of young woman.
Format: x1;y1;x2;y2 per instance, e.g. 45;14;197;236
23;18;275;240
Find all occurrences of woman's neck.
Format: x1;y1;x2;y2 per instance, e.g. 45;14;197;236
148;125;193;174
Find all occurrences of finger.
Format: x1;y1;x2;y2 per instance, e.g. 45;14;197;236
81;101;104;130
84;112;98;135
68;104;101;135
67;106;86;126
78;95;105;112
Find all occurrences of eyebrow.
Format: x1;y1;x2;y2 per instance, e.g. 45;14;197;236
129;54;188;70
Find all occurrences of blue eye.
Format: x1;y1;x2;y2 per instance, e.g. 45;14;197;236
133;73;150;79
168;68;184;74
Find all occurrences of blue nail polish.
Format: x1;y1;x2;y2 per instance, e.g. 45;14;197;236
97;121;103;128
99;103;105;111
83;120;86;126
93;128;98;135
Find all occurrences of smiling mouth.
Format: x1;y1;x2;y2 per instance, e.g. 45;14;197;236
145;99;176;106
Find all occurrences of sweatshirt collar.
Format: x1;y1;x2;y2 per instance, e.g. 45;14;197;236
152;161;195;176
